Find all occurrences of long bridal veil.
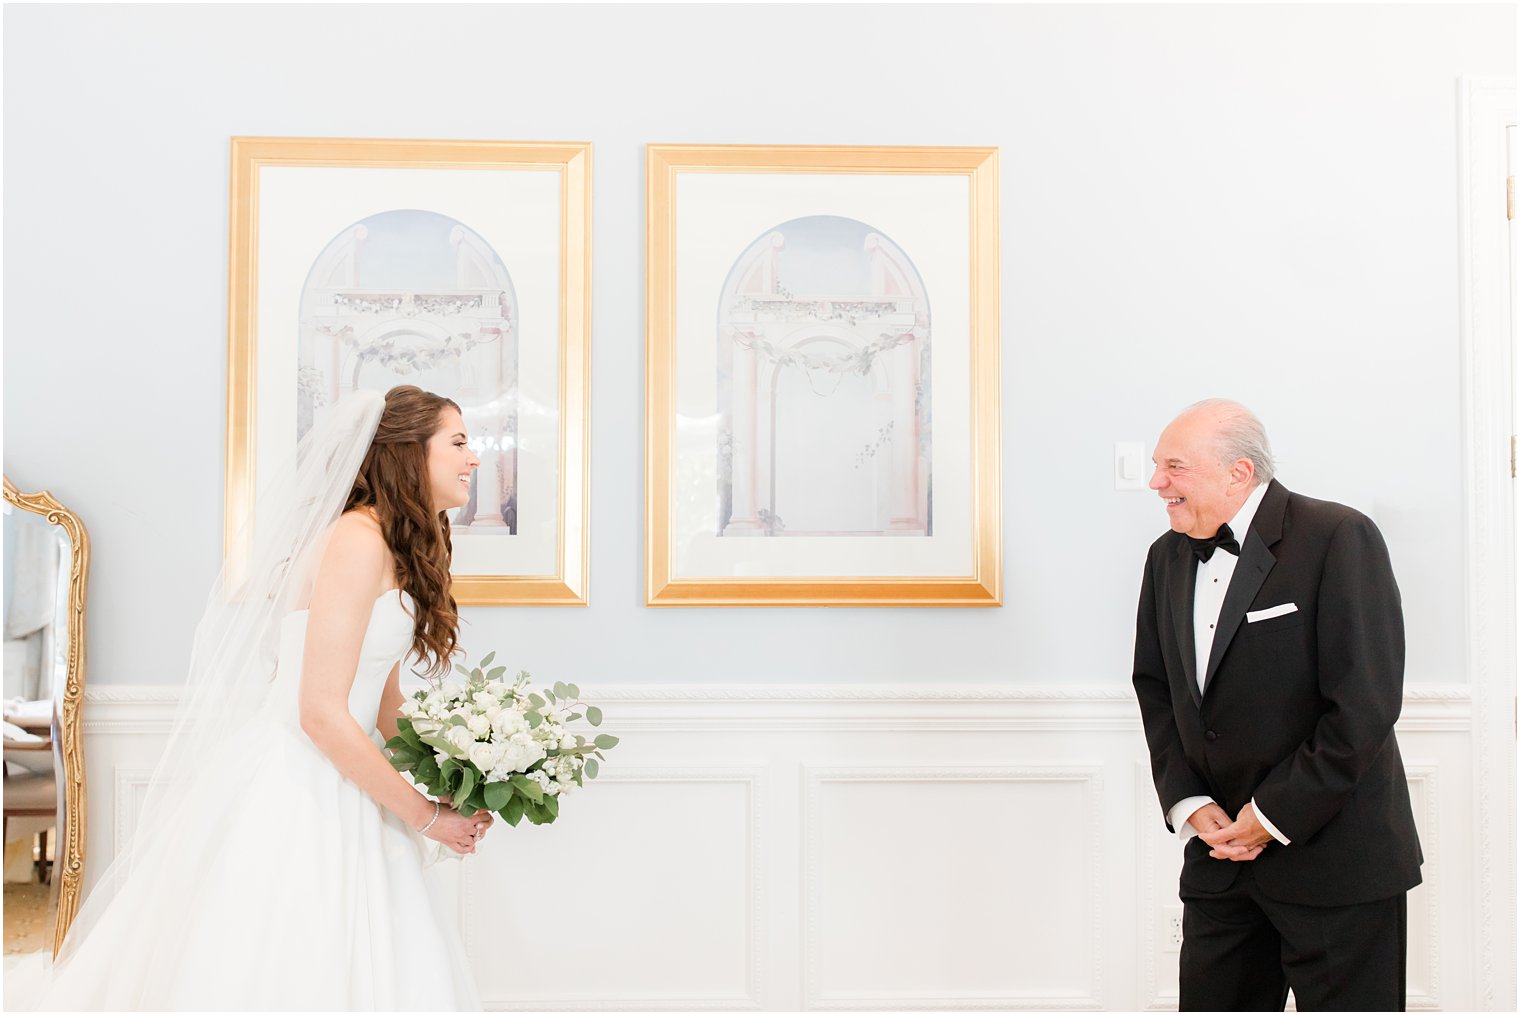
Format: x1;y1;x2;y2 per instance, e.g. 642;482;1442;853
53;391;386;968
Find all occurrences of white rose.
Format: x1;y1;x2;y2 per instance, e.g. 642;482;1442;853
469;741;503;772
445;726;474;752
467;714;490;737
484;704;503;722
441;677;467;699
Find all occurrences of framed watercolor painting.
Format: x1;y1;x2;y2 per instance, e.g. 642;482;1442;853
646;144;1000;606
227;136;590;605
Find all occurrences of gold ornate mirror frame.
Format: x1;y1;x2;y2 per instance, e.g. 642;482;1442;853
3;477;90;956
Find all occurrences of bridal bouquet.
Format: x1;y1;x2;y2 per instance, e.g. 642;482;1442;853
384;652;618;829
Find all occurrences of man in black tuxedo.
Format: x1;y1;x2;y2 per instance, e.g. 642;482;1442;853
1132;400;1422;1011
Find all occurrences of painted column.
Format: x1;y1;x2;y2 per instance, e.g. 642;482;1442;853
887;332;921;532
723;331;765;535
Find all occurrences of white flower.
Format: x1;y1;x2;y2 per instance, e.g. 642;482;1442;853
492;710;527;737
559;736;575;751
469;741;504;772
441;677;467;699
484;704;503;721
445;726;474;753
467;714;490;737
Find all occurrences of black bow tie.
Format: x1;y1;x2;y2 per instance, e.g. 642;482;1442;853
1189;524;1240;563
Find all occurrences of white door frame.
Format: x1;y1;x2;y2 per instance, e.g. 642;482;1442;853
1457;74;1516;1013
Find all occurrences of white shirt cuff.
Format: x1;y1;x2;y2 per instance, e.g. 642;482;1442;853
1168;795;1216;844
1251;797;1291;845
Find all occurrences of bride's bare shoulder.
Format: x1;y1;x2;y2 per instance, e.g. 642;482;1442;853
337;505;383;534
328;508;388;561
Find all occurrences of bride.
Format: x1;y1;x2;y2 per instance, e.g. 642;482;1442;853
33;386;490;1010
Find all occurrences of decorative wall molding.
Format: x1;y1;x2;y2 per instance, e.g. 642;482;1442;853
84;683;1473;733
1405;765;1442;1011
111;768;156;857
82;684;1480;1009
467;765;765;1012
802;765;1105;1010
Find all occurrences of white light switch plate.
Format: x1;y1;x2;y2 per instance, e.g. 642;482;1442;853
1115;442;1147;490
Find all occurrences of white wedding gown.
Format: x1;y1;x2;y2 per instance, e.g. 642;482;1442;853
30;589;481;1011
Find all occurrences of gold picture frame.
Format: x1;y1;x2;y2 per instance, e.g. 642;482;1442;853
227;137;591;605
646;144;1000;606
3;477;90;956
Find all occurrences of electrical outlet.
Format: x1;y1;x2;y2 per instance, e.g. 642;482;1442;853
1163;905;1184;952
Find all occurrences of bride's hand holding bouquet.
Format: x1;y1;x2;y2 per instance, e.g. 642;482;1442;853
385;654;618;858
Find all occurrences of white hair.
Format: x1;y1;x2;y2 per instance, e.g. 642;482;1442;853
1183;398;1276;485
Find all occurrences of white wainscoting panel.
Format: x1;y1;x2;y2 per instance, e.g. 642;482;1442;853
804;766;1103;1010
82;684;1482;1010
461;766;763;1010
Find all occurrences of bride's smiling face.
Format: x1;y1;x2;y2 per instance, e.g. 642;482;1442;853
426;408;480;511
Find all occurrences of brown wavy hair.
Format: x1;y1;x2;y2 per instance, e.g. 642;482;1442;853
343;386;462;677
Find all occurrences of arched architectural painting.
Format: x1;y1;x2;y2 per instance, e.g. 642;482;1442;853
717;215;931;537
297;209;520;534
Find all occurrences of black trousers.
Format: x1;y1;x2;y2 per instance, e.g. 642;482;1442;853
1179;864;1407;1012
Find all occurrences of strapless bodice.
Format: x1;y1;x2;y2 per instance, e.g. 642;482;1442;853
268;589;415;729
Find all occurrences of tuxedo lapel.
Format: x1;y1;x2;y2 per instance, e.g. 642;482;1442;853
1168;538;1202;708
1201;480;1288;697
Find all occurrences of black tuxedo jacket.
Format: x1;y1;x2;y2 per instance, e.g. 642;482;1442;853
1132;479;1422;906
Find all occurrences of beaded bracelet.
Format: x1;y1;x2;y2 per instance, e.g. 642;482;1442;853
419;799;441;834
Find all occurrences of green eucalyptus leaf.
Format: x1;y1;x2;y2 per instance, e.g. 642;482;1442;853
593;734;620;750
457;766;477;804
542;794;560;819
503;794;525;826
586;706;603;727
527;693;545;709
418;733;456;755
509;774;544;803
585;757;599;779
479;651;497;669
483;781;513;812
526;712;543;729
566;683;580;699
486;665;507;681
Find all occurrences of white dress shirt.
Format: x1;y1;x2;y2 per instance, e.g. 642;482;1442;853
1165;482;1292;848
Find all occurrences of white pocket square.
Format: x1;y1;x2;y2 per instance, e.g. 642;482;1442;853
1247;602;1298;623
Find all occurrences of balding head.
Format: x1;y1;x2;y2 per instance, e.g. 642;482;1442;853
1176;399;1276;486
1149;400;1275;537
